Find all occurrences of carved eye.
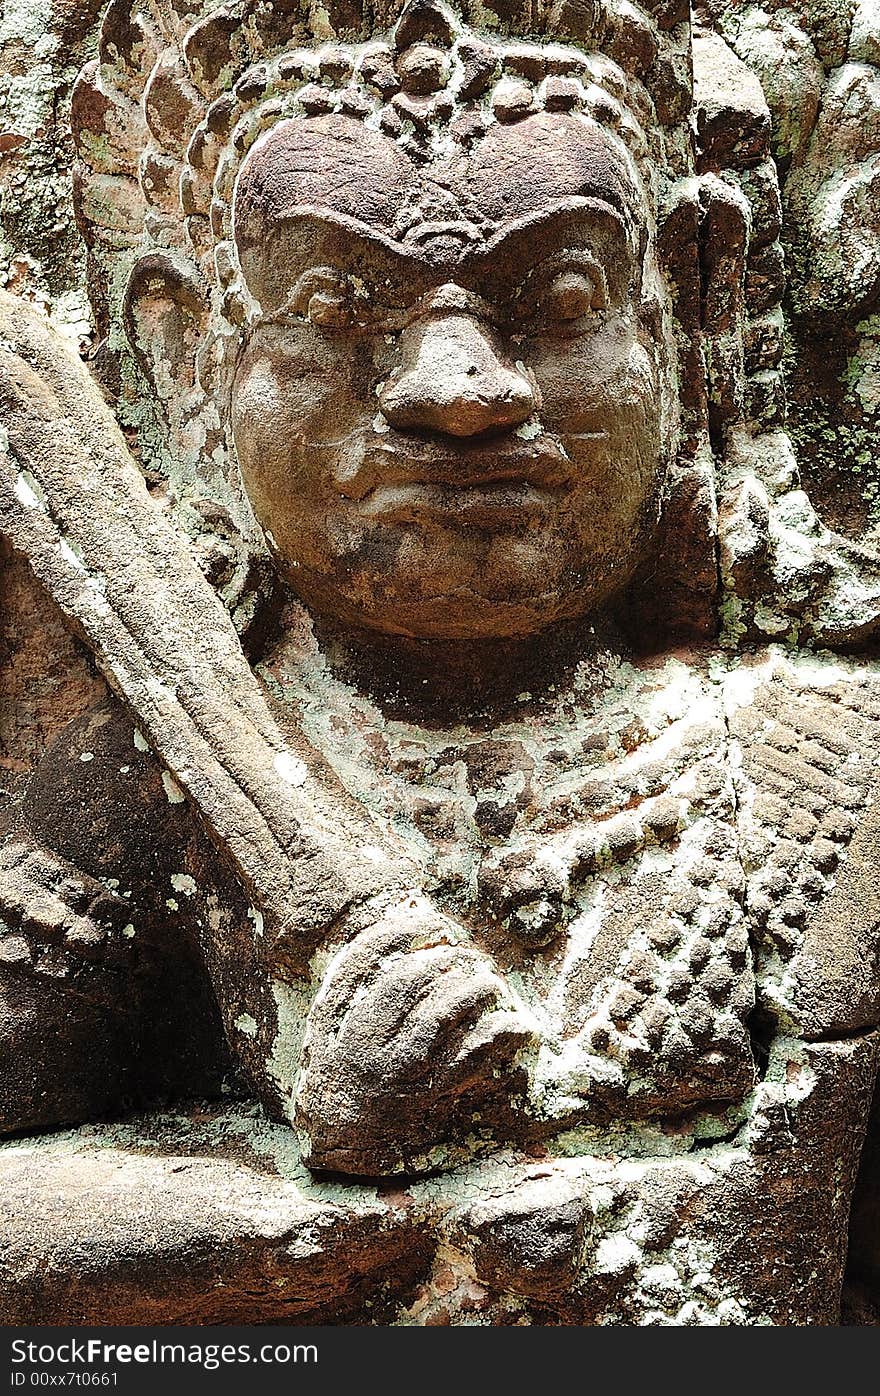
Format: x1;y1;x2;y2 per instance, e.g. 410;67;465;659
544;267;608;321
306;290;351;326
289;266;354;328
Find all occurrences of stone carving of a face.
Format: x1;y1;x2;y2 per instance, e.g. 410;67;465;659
230;107;668;639
8;0;880;1328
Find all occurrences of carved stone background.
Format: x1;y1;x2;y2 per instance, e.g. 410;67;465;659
2;0;880;1326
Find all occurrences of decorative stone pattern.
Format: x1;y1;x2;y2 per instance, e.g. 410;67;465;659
2;0;880;1326
1;1030;876;1325
705;0;880;554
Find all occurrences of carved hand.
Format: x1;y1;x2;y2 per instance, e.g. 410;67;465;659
294;893;537;1175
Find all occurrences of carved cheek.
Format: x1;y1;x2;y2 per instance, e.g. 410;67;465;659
530;317;658;432
232;339;363;473
527;324;662;540
232;358;290;457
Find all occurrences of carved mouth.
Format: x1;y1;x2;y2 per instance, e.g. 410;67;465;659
358;480;559;529
332;430;574;515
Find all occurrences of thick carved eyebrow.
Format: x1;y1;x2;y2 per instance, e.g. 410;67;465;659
239;208;436;316
241;198;642;331
463;200;638;312
482;197;639;262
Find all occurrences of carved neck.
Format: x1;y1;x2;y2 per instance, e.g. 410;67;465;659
303;611;630;722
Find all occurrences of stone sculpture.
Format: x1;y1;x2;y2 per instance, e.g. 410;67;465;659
2;0;880;1324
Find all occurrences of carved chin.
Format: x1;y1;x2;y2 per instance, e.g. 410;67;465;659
263;510;651;640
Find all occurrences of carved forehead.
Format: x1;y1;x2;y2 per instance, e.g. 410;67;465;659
233;110;643;290
234;117;410;253
459;113;640;224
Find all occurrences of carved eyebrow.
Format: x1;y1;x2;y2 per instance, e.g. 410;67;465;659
280;210;421;266
242;197;641;328
476;202;637;292
239;207;434;314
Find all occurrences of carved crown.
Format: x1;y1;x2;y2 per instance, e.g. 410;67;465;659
71;0;692;346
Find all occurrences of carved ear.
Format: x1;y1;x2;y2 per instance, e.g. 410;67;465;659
123;253;210;401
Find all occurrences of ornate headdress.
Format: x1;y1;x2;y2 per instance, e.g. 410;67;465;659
72;0;691;351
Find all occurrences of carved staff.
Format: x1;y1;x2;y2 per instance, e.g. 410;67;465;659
0;292;417;976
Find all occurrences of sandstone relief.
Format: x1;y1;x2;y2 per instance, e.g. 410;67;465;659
2;0;880;1325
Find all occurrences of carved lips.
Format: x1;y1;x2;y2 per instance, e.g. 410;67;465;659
333;429;574;529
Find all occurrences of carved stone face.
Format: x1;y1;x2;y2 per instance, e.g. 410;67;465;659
230;110;668;639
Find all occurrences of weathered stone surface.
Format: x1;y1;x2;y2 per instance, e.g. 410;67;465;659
0;1108;434;1325
295;898;535;1175
852;0;880;65
786;61;880;315
694;30;771;172
703;1;880;1297
1;1033;875;1324
716;9;824;165
3;0;880;1327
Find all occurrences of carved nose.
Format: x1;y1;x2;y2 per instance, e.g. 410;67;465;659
377;313;538;438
